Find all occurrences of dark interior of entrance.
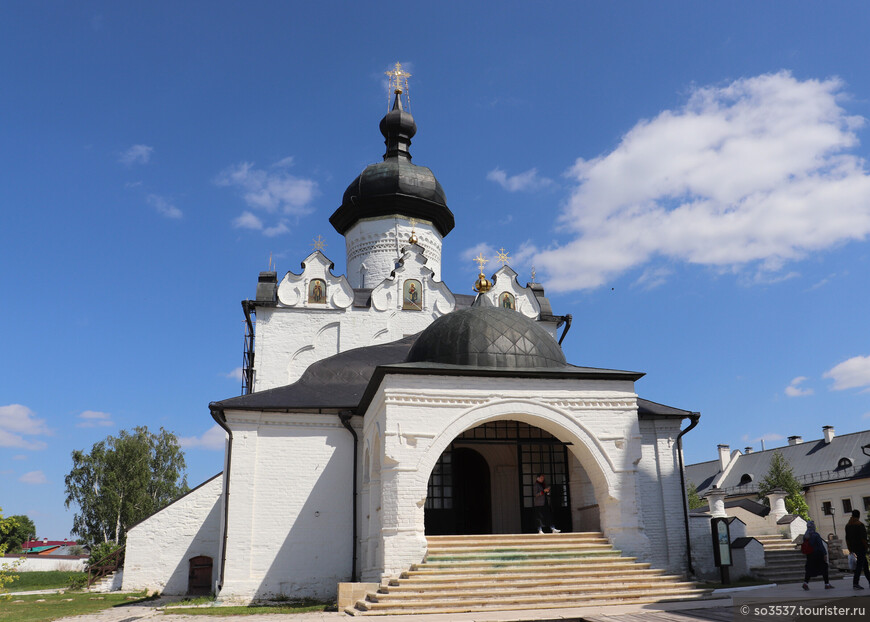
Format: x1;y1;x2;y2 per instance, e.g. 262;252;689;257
424;421;574;535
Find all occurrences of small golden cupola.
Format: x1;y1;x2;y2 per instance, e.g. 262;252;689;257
472;253;492;293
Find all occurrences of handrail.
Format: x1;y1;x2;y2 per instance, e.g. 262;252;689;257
86;545;126;588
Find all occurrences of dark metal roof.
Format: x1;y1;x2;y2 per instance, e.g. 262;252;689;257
330;94;455;237
406;306;567;369
212;335;419;413
694;498;771;517
686;430;870;496
637;398;696;419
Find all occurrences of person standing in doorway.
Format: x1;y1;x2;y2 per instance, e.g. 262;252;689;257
533;474;560;534
802;521;834;590
845;509;870;590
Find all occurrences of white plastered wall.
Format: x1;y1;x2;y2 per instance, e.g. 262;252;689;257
638;417;690;574
123;473;223;595
217;411;359;603
254;245;456;390
345;217;442;288
360;373;665;582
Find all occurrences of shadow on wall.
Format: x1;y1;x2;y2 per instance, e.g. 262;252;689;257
160;499;222;595
254;430;354;600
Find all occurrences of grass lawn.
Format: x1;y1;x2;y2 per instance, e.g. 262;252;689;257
6;571;86;591
0;591;151;622
166;598;334;616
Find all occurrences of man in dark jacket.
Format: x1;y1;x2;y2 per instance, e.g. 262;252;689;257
845;509;870;590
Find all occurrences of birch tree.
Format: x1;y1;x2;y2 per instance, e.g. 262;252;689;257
64;426;188;546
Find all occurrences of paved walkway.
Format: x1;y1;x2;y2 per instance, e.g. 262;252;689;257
49;576;869;622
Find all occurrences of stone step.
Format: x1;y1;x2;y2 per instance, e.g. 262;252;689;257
352;587;709;615
397;566;665;583
426;540;611;555
348;532;702;616
427;532;605;543
375;579;701;599
412;555;639;572
384;576;692;595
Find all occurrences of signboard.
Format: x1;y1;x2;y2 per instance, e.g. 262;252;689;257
711;517;732;567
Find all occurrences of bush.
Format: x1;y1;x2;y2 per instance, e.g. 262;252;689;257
68;574;89;590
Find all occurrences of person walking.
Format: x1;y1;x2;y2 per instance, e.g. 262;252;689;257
845;509;870;590
533;474;560;534
802;520;834;590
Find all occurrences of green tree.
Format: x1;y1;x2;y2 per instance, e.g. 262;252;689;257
0;508;21;598
64;426;189;547
0;515;36;553
686;481;705;510
757;450;810;520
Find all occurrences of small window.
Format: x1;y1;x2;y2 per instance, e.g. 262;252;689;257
822;501;833;516
863;496;870;512
738;473;753;486
843;498;853;514
837;457;852;469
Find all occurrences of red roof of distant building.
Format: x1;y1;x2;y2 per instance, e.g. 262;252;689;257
22;539;79;549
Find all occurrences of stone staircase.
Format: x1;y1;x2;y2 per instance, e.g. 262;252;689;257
752;534;845;583
347;532;707;616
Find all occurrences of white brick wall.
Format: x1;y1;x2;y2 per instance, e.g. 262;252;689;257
217;412;358;602
361;373;667;581
123;474;223;595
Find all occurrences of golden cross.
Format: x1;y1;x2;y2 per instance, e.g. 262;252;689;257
496;247;511;266
473;253;489;273
311;235;327;252
386;62;412;95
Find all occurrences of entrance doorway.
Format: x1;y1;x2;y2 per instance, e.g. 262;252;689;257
425;447;491;535
424;421;574;535
187;555;213;595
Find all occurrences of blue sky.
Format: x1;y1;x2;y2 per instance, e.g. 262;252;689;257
3;2;870;540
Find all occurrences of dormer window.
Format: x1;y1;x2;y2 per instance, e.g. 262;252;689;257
738;473;753;486
837;457;852;469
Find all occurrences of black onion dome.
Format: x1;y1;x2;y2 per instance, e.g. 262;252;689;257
406;306;567;369
330;93;455;237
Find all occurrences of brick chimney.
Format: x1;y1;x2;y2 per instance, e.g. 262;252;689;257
718;444;731;471
788;435;803;446
823;426;835;444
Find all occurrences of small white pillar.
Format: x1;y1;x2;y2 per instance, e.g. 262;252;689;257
768;489;788;522
706;489;728;518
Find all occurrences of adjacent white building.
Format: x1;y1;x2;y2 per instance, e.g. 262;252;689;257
123;85;699;602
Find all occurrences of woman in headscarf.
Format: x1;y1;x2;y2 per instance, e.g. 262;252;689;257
802;521;834;590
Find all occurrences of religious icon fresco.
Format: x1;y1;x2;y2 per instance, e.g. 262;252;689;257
308;279;326;304
403;279;422;310
499;292;515;310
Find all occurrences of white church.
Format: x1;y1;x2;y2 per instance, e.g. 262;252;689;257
123;68;700;607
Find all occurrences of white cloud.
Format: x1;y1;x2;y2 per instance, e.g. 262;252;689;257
119;144;153;166
225;367;244;381
534;72;870;292
233;211;263;230
76;410;113;428
178;424;226;451
824;355;870;390
263;221;290;237
785;376;814;397
863;411;870;419
0;404;50;450
633;266;673;291
147;194;183;219
487;167;552;192
216;158;317;218
19;470;48;485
